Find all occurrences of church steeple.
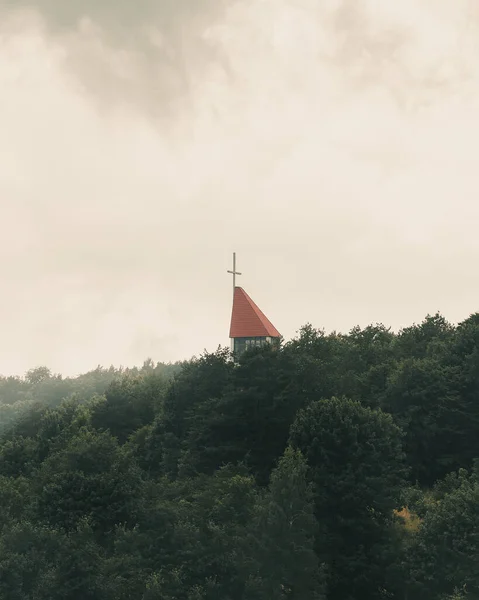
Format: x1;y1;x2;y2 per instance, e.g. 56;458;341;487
227;253;281;357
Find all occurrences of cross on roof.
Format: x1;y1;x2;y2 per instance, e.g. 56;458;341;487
227;252;241;294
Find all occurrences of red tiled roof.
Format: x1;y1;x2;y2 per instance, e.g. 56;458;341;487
229;287;281;339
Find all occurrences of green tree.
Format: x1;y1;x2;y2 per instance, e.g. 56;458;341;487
30;428;143;537
241;447;324;599
179;344;298;483
100;480;178;600
25;366;52;385
0;521;61;600
394;314;454;360
0;435;41;477
289;397;407;600
406;469;479;599
152;348;234;479
0;519;107;600
444;313;479;470
90;373;166;443
0;376;30;406
44;519;106;600
382;357;462;485
0;475;30;529
141;466;256;600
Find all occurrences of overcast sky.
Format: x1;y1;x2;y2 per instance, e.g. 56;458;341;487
1;0;479;376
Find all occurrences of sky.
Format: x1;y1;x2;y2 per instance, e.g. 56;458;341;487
1;0;479;376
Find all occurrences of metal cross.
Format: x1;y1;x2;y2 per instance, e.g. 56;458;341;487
227;252;241;293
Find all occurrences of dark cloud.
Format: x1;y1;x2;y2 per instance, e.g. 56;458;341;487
0;0;232;126
0;0;224;34
0;0;472;123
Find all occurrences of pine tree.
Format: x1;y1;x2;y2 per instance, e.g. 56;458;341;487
241;447;324;599
290;397;407;600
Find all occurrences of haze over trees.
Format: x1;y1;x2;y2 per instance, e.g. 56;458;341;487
1;313;479;599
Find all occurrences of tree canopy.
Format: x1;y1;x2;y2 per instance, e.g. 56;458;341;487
0;313;478;598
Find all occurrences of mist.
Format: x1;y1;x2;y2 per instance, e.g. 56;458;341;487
1;0;479;375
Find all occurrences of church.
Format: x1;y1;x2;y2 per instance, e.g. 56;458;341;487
227;253;281;357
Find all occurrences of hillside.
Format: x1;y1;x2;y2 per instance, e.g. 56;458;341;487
0;315;478;599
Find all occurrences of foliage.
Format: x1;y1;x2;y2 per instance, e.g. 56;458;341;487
240;446;324;599
290;397;406;600
406;469;479;600
0;312;479;598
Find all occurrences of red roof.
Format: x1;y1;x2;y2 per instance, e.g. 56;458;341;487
229;287;281;339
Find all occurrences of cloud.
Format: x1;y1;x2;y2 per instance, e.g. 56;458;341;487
0;0;479;374
2;0;475;121
0;0;232;126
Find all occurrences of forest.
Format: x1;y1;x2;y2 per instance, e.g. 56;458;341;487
0;313;478;599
